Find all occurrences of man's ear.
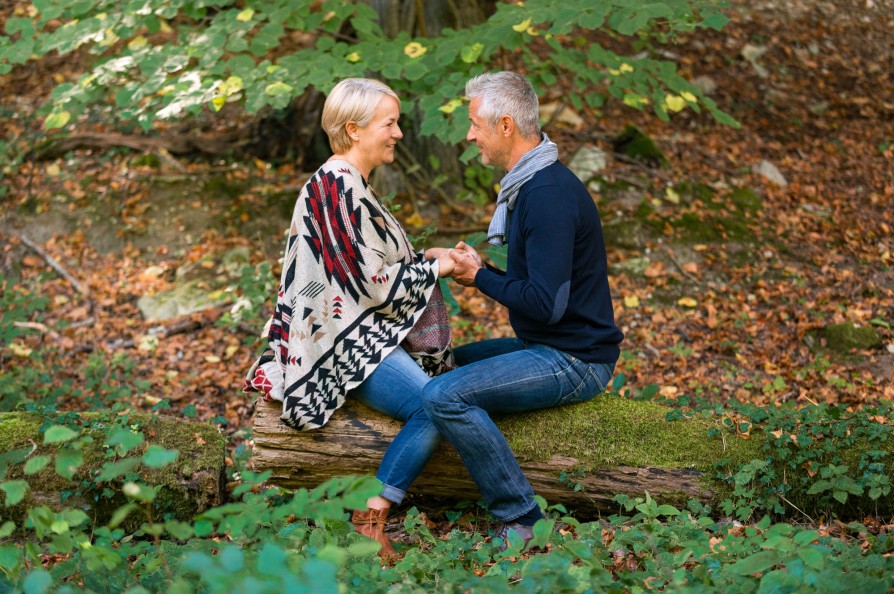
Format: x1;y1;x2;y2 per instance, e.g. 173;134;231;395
499;115;514;137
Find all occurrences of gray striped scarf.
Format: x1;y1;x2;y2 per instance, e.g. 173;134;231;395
487;133;558;246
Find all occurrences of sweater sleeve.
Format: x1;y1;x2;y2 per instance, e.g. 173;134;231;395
475;187;575;325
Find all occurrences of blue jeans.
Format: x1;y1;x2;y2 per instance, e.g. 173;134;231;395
350;346;438;504
422;338;614;522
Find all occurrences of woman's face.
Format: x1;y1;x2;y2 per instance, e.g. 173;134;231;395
353;95;403;172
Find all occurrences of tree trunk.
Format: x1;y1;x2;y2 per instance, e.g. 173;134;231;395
0;412;226;527
252;397;894;518
252;397;739;516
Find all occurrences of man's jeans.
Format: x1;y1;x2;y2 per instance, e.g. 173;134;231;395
422;338;614;522
351;346;438;504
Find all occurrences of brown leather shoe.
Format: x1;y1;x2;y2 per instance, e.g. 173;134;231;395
351;508;397;559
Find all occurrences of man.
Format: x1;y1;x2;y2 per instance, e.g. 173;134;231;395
422;71;624;550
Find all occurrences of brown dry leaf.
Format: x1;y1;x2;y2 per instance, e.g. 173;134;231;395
23;255;43;267
644;261;666;278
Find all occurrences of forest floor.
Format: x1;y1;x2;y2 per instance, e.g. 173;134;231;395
1;0;893;527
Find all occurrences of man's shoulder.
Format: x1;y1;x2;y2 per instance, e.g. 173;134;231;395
520;161;588;204
525;161;582;189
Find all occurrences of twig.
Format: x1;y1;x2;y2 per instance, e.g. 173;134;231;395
643;342;662;359
690;146;741;178
663;247;701;284
13;321;60;340
16;233;92;301
154;148;187;172
611;152;674;182
779;493;815;524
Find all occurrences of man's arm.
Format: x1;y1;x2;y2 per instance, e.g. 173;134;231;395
475;190;576;324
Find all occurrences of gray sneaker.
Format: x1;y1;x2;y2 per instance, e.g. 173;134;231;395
492;522;535;552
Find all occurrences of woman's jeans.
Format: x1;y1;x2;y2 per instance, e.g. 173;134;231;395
350;346;438;504
422;338;615;522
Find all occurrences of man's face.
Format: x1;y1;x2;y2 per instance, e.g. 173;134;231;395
466;97;509;169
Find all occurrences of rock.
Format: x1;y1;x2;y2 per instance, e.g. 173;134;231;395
137;282;230;321
754;160;788;186
540;101;585;128
568;146;608;191
741;43;770;78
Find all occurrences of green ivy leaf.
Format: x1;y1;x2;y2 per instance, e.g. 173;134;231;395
107;503;138;529
54;447;83;481
728;550;780;576
461;42;484;63
97;458;140;482
122;482;156;503
1;480;30;506
105;426;145;455
22;568;52;594
797;547;825;570
24;455;51;475
43;424;79;444
0;544;20;572
142;445;178;469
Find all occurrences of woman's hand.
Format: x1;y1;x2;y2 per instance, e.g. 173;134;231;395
436;252;457;277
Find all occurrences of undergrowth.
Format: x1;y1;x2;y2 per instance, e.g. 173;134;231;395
2;274;893;593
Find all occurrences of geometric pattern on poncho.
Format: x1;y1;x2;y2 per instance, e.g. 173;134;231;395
281;265;432;429
243;160;449;431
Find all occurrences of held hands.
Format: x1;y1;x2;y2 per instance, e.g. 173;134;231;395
425;241;483;286
447;241;482;287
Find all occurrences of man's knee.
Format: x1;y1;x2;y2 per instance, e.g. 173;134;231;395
421;381;454;416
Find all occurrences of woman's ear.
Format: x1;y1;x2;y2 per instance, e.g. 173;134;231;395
345;121;360;142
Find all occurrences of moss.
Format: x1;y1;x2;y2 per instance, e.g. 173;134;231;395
611;125;669;168
672;182;716;204
728;186;762;215
202;175;249;200
497;396;760;471
820;323;883;352
0;412;225;525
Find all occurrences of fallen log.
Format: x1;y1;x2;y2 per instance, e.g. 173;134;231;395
252;396;747;516
0;412;226;526
253;396;894;518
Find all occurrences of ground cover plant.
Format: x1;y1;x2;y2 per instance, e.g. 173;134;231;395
2;0;894;591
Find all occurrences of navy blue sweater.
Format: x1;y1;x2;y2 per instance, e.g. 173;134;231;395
475;161;623;364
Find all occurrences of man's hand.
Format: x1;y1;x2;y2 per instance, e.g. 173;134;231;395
449;248;480;287
453;241;483;267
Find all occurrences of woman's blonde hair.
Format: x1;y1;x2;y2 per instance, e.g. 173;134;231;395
322;78;401;153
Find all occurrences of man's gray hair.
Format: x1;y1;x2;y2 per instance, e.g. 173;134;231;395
465;71;541;140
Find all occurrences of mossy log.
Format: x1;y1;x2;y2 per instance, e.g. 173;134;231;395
253;397;894;518
0;412;226;524
253;396;757;515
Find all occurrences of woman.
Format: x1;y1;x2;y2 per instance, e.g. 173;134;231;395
244;78;456;558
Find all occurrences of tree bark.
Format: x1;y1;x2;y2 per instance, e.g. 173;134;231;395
253;397;894;518
252;397;735;515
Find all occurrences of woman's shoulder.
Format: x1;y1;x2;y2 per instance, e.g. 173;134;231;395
312;160;367;190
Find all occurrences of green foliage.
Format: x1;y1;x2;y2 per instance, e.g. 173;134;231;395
3;270;893;592
216;260;275;344
654;389;894;521
0;0;736;149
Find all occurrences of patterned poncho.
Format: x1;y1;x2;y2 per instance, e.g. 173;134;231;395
244;160;452;430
